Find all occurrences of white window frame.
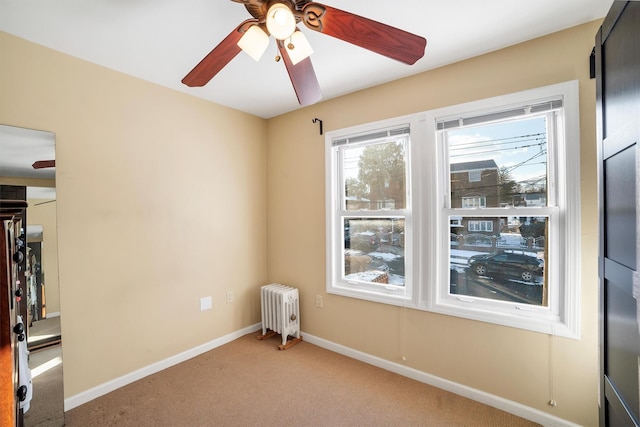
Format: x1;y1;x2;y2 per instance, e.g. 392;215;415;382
427;81;580;339
325;81;581;339
325;115;423;305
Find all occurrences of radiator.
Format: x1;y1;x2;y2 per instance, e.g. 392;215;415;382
259;284;302;350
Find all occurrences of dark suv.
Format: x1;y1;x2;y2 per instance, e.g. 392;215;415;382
468;250;544;282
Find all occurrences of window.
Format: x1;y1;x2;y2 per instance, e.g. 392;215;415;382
468;220;493;232
326;81;580;338
326;118;417;302
461;196;486;208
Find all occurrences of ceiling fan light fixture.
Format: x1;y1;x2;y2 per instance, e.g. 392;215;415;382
237;25;269;61
285;30;313;65
266;3;296;40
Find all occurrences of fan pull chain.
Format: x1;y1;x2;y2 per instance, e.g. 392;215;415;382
274;42;281;62
275;37;296;62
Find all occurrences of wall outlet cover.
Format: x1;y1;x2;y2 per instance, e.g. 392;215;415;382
200;296;212;311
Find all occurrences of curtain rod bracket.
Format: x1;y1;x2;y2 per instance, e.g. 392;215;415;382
312;118;323;135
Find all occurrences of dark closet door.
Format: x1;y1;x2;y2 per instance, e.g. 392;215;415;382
597;2;640;425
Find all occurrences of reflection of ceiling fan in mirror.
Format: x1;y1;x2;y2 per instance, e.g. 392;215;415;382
32;160;55;169
182;0;427;106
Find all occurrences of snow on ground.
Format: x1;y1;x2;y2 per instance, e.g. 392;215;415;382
369;252;402;262
498;233;525;246
344;272;405;286
450;249;484;266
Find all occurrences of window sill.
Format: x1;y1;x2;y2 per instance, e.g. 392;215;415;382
425;298;580;339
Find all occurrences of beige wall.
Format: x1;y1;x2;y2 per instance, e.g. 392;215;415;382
267;20;601;426
1;31;268;398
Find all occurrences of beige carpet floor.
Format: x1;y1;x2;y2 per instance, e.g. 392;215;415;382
65;331;540;426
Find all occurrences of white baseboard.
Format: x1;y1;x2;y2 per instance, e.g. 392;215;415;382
46;312;61;318
65;324;579;426
302;332;581;427
64;323;261;411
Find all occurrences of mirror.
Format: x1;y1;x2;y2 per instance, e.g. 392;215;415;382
0;124;63;426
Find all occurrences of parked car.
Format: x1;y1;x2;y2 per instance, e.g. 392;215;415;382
468;250;543;282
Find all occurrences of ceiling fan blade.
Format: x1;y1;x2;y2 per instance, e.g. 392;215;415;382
32;160;55;169
301;3;426;65
230;0;261;4
277;40;322;106
182;19;259;87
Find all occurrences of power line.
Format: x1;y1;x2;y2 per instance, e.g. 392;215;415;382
449;132;546;149
503;150;547;174
450;141;546;158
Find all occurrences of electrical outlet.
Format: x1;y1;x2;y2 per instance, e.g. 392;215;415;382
200;296;212;311
226;291;233;304
316;294;323;308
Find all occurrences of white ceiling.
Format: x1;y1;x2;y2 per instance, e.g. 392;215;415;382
0;0;612;119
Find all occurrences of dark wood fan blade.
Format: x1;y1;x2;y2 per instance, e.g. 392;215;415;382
182;19;259;87
277;41;322;106
32;160;55;169
301;3;426;65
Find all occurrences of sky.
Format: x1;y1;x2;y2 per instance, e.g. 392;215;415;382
447;115;548;186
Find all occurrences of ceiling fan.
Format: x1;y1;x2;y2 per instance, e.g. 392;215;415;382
182;0;427;106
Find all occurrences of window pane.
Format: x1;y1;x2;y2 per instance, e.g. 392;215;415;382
344;218;405;286
450;216;548;306
448;117;548;208
343;140;407;211
462;196;486;208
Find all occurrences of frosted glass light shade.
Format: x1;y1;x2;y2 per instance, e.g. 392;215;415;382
237;25;269;61
266;3;296;40
285;31;313;65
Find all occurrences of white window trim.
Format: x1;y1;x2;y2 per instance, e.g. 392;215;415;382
425;81;581;339
325;114;424;306
325;81;581;339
